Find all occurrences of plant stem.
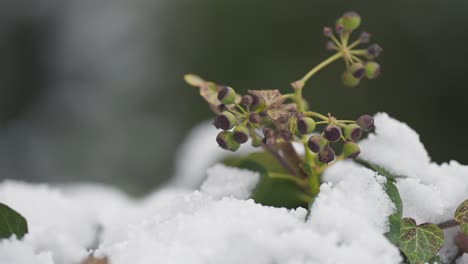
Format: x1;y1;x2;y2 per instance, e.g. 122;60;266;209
303;111;329;121
298;52;343;89
438;219;459;229
262;144;298;177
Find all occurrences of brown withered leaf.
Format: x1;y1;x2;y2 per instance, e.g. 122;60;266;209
267;103;297;122
82;256;108;264
248;90;284;108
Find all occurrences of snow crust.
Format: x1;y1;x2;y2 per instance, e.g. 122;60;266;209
0;113;466;263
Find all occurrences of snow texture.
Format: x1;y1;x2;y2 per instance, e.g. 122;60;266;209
200;164;260;199
0;113;467;264
360;112;468;262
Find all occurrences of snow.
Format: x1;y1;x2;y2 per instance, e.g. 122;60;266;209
200;164;260;199
359;112;468;262
0;113;467;264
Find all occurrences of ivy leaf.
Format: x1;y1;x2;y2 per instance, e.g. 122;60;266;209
399;217;444;264
455;199;468;236
0;203;28;239
267;104;297;123
223;151;311;209
184;74;223;113
384;180;402;245
355;159;406;181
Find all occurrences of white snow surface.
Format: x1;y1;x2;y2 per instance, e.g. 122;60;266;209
0;113;467;263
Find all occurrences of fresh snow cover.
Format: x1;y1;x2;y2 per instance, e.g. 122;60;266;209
360;112;468;262
200;164;260;199
457;254;468;264
0;113;467;264
95;160;401;264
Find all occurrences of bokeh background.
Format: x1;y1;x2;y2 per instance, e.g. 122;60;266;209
0;0;467;195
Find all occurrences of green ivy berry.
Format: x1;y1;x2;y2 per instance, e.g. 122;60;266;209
350;62;365;79
307;135;326;153
340;11;361;31
356;115;374;132
364;62;381;79
233;125;249;144
241;95;253;107
251;135;263;148
318;144;335;164
250;93;266;111
213;111;237;130
342;71;360;87
343;141;361;159
344;124;363;142
324;125;342;142
297;117;316;134
217;86;236;105
216;131;240;152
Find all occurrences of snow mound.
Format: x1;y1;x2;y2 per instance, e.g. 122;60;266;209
201;164;260;199
360;113;468;262
1;113;467;264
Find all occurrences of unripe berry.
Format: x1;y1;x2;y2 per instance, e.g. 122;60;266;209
323;26;333;37
241;95;253;107
249;113;261;124
343;141;361;159
356;115;374;132
344;124;362;141
366;44;383;59
341;70;360;87
216;131;240;152
250;93;266;111
213;111;237;130
325;41;336;51
280;130;293;142
217;86;236;105
251;136;263;148
364;62;381;79
297;117;316;135
324;125;342;142
307;135;327;153
318;144;335;164
359;32;371;43
350;62;365;79
263;128;274;138
340;11;361;31
233;125;249;144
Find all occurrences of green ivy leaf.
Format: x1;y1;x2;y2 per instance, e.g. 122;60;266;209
384;180;402;245
455;199;468;236
0;203;28;239
399;217;444;264
426;255;441;264
355;159;406;181
223;151;311;209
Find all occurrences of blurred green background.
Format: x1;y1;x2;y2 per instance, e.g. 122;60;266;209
0;0;467;194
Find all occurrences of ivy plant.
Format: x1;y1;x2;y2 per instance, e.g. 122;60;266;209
185;11;468;263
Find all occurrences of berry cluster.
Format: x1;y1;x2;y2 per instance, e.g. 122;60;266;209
323;11;382;87
185;11;380;170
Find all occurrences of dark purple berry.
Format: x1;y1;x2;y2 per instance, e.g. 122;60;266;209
318;144;335;164
356;115;374;132
241;95;253;107
249;113;262;124
307;135;326;153
324;125;342;142
213;111;236;130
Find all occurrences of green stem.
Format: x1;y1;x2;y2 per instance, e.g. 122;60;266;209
303;111;329;121
350;49;367;56
298;52;343;88
347;39;361;50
